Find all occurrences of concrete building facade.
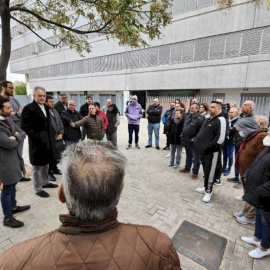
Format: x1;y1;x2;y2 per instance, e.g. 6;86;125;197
9;0;270;111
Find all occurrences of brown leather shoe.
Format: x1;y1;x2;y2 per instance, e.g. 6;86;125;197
191;173;198;179
179;168;189;173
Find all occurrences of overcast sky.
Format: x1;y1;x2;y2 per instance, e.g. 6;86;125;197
7;64;26;83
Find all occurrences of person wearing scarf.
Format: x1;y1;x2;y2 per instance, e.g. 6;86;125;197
233;117;267;225
168;110;184;168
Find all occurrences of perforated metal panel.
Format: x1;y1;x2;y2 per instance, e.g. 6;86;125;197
123;52;131;69
185;0;197;12
225;32;241;58
240;28;262;56
149;47;158;66
115;54;123;70
172;0;185;16
100;56;107;72
139;49;150;68
130;51;140;68
159;45;170;65
182;41;195;63
27;27;270;80
170;43;182;64
194;38;210;61
197;0;213;9
209;35;226;60
107;55;115;71
261;27;270;54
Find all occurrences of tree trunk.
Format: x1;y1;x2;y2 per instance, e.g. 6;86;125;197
0;1;11;82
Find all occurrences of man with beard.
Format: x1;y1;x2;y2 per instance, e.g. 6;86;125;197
194;101;227;203
0;81;30;182
0;98;30;228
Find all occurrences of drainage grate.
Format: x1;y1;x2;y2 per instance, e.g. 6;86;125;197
172;220;227;270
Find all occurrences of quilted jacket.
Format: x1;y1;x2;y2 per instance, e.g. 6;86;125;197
0;209;181;270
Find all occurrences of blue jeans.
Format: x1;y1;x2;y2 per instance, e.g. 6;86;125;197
254;208;270;249
1;183;17;219
170;144;182;164
65;140;79;148
185;147;200;175
148;123;160;147
223;143;235;172
128;124;139;144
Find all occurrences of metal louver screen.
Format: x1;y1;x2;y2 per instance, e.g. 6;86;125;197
225;32;241;58
240;28;262;56
185;0;197;12
197;0;213;9
159;45;171;65
260;28;270;54
209;35;226;60
194;38;210;61
28;26;270;80
170;43;182;64
172;0;185;16
182;41;195;63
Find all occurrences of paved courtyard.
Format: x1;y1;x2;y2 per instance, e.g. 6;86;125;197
0;117;270;270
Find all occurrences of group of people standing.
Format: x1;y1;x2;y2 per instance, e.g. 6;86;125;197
0;82;120;228
143;96;270;259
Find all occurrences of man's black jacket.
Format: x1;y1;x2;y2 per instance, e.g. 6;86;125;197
194;113;227;155
181;112;205;148
147;104;163;124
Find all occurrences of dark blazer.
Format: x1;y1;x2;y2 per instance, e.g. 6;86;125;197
54;101;67;115
61;110;82;141
243;147;270;212
147;104;163;123
0;118;26;185
79;103;90;117
21;101;56;166
181;112;205;148
169;117;184;145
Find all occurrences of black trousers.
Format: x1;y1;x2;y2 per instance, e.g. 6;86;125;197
201;151;222;192
166;133;171;147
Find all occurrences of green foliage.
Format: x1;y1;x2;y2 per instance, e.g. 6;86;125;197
14;82;26;95
9;0;172;56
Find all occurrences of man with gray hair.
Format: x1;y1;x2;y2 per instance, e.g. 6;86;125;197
0;140;181;269
21;86;58;198
125;95;143;149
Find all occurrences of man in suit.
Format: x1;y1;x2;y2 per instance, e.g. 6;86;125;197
54;93;68;115
46;95;64;180
21;86;58;198
0;98;30;228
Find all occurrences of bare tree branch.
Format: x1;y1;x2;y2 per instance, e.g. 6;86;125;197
11;15;62;48
10;6;116;34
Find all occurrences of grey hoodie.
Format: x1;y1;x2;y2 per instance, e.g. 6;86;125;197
235;117;259;137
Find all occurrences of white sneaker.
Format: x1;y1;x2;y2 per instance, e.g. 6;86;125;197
236;216;255;224
233;211;244;218
203;192;212;203
249;247;270;259
196;187;205;194
235;196;243;201
241;237;260;247
166;153;171;158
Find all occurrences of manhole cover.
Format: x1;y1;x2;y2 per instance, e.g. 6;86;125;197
172;220;227;270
